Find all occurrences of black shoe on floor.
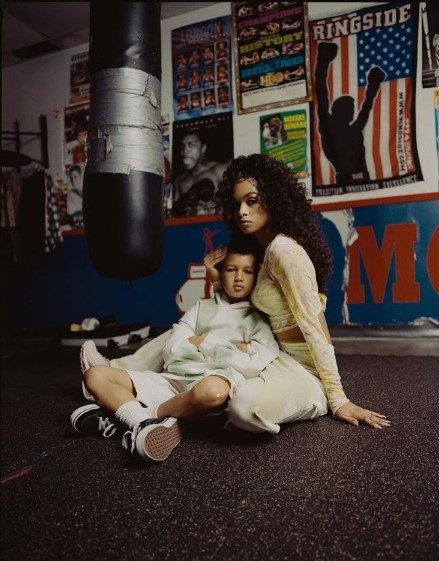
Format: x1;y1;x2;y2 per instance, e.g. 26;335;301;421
122;417;181;462
70;404;119;438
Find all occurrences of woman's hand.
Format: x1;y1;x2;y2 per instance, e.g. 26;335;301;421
334;401;391;429
203;247;228;283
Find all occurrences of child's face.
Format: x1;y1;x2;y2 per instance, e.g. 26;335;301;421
219;251;257;303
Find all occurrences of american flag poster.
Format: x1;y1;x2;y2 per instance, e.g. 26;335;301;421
309;2;423;197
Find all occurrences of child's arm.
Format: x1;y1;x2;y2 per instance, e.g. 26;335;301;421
203;247;227;293
198;313;279;379
162;302;205;369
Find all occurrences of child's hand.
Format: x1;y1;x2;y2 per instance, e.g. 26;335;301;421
203;247;227;283
188;335;204;348
235;342;248;353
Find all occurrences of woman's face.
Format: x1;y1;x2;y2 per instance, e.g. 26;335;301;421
232;178;270;236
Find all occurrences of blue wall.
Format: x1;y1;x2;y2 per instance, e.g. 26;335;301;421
2;199;438;330
346;200;439;324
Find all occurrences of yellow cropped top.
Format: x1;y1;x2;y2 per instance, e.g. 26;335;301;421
251;234;349;413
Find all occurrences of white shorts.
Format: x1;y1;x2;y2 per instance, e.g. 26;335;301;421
127;368;240;408
127;369;194;407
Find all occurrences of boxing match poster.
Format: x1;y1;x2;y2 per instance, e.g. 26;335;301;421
309;2;423;197
171;113;234;220
69;51;90;105
260;109;309;179
172;15;234;121
420;2;439;88
435;89;439;185
64;103;89;229
231;2;311;114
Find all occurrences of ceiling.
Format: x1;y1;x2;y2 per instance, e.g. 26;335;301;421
1;1;219;68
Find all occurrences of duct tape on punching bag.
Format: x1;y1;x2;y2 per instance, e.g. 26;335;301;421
83;2;163;279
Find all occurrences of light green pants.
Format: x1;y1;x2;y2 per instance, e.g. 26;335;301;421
226;342;328;434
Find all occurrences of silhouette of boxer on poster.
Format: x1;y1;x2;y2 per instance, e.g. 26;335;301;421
315;41;386;185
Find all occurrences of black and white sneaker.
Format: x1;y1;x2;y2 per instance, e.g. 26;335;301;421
122;417;181;462
70;404;119;438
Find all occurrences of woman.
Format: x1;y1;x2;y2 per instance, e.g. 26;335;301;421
82;154;389;432
205;153;390;432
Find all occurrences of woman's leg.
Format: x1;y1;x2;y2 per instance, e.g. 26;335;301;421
109;330;171;371
227;351;328;434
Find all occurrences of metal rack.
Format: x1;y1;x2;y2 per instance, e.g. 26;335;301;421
1;114;49;168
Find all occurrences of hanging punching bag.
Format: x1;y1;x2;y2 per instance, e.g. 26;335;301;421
83;2;163;279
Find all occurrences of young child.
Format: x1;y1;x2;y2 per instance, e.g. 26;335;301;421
70;240;279;463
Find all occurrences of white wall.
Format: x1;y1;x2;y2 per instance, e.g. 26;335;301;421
2;1;438;206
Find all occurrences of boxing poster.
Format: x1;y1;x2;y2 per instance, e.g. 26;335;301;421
420;2;439;88
69;51;90;104
64;103;89;228
172;15;234;121
309;2;423;197
435;89;439;185
171;113;234;220
232;2;311;114
260;109;309;179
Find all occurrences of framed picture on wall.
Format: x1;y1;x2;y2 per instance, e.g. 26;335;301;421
232;1;312;114
260;109;309;179
69;51;90;104
171;113;234;221
309;1;423;198
171;15;234;120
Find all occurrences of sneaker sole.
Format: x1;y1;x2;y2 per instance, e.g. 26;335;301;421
80;341;91;373
80;341;97;401
137;419;181;462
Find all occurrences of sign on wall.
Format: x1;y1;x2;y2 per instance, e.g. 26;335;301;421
171;113;234;220
435;89;439;185
420;2;439;88
64;103;89;229
260;108;309;179
232;1;311;114
309;2;423;197
172;15;234;120
69;52;89;104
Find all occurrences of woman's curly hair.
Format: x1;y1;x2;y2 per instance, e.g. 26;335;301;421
215;153;333;294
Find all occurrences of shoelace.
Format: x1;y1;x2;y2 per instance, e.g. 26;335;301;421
97;415;118;438
122;429;138;453
121;417;165;453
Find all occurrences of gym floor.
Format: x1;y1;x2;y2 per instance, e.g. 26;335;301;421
1;329;438;561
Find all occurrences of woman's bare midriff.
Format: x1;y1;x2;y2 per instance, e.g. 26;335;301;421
274;326;306;344
274;312;331;345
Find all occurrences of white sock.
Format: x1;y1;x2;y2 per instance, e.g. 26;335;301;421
115;401;158;430
148;403;160;419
